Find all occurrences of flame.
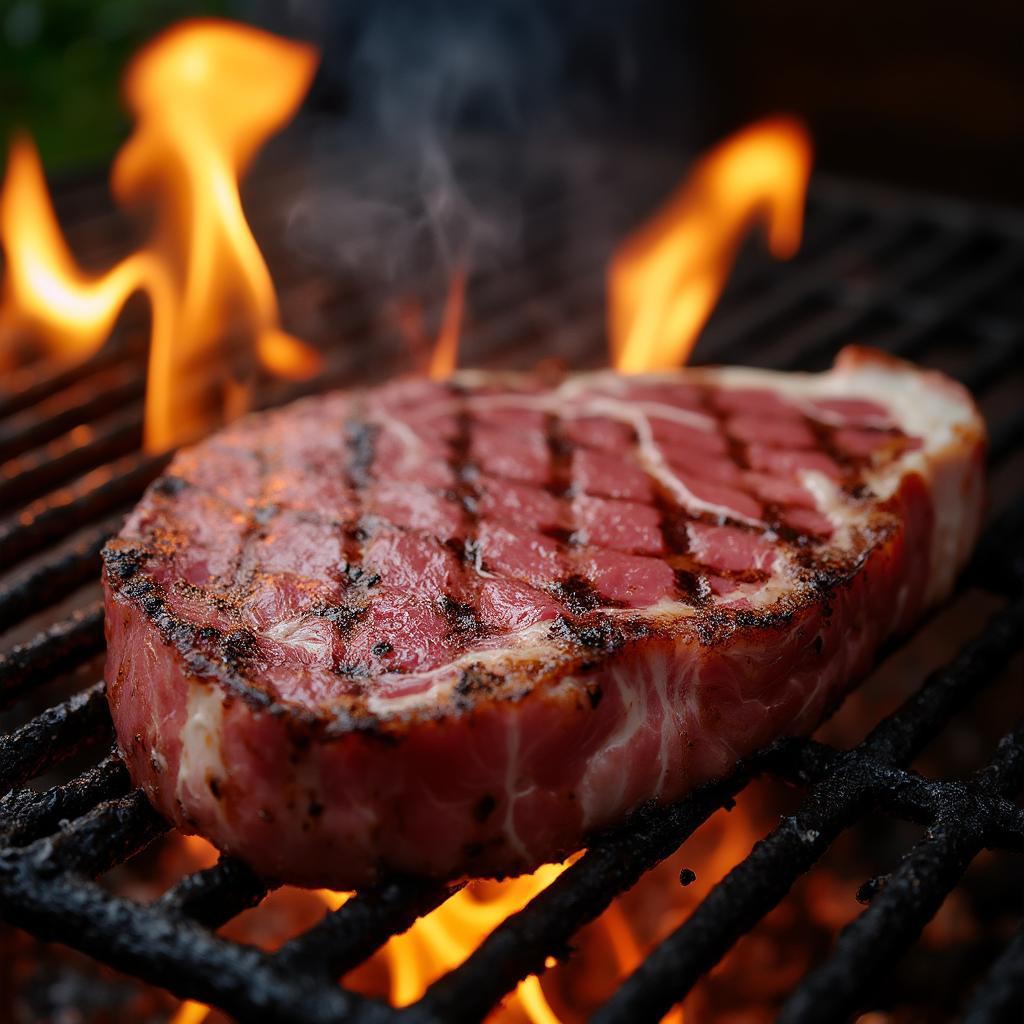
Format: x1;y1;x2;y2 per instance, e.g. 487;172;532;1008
170;1002;210;1024
609;116;812;372
428;265;468;379
338;860;569;1018
517;977;564;1024
0;137;157;367
158;781;819;1022
332;853;687;1023
0;19;321;450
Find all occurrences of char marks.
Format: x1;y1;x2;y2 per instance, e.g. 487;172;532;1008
104;364;924;717
549;573;606;615
345;416;379;490
444;383;486;645
101;350;986;889
342;401;376;565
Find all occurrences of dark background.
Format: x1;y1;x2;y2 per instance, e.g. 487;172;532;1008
1;0;1022;204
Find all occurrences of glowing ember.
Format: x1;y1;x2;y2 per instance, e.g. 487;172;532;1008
608;116;812;372
0;20;321;451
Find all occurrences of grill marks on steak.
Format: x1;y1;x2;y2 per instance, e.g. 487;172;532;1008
115;371;908;704
102;348;986;885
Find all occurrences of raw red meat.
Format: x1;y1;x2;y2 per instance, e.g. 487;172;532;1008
102;347;985;886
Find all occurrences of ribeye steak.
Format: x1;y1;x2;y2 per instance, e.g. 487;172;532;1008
102;347;985;886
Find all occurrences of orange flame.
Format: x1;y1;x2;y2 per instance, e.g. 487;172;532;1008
609;116;812;372
167;784;795;1022
341;861;570;1017
0;20;321;451
334;856;686;1023
0;137;159;367
428;265;468;379
169;1001;210;1024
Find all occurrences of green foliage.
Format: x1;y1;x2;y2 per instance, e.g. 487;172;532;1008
0;0;230;170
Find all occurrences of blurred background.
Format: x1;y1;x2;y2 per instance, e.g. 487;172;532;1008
2;0;1022;204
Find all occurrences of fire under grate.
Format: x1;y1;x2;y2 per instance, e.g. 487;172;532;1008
2;144;1024;1023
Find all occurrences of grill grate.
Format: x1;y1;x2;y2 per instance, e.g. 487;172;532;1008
1;144;1023;1023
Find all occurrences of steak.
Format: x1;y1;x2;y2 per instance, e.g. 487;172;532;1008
102;347;985;887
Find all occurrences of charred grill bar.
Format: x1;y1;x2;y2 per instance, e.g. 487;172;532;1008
2;152;1024;1022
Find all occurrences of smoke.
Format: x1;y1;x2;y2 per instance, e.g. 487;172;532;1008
276;0;629;291
342;0;563;141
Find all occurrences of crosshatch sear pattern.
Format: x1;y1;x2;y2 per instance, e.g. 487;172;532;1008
97;347;983;890
104;358;923;697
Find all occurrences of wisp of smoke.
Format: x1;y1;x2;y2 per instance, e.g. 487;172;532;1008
284;0;574;286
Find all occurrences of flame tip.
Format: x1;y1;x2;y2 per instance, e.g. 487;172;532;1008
427;264;468;380
609;113;812;372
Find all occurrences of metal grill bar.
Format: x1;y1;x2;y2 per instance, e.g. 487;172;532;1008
39;790;168;877
0;410;142;510
277;879;458;980
0;868;387;1024
0;365;145;465
2;159;1024;1023
0;754;129;847
778;721;1024;1023
0;452;168;572
413;770;754;1024
157;857;271;929
785;247;1024;372
0;338;145;421
0;604;105;705
0;519;116;632
0;681;111;793
590;599;1024;1024
964;922;1024;1023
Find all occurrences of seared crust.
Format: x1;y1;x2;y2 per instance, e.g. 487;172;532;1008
102;347;986;885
